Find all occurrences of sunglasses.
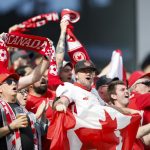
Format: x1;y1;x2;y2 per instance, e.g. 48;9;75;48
18;89;29;96
137;80;150;87
3;78;18;85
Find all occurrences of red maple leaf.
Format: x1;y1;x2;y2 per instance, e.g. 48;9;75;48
74;110;119;150
77;55;82;60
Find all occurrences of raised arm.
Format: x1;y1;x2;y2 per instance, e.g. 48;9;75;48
18;57;49;90
56;21;69;74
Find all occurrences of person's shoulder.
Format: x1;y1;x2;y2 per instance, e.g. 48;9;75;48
137;93;150;100
58;82;74;88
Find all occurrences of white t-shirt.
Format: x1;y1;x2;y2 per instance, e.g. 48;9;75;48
56;82;106;116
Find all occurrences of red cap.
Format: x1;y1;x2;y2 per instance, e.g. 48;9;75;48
0;72;19;84
128;71;150;87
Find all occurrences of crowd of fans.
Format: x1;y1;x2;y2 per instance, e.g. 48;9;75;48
0;9;150;150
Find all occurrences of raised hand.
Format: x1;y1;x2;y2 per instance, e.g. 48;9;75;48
35;100;47;119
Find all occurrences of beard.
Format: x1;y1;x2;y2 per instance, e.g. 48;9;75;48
33;85;47;95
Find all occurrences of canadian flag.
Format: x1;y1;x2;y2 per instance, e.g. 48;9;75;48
47;106;141;150
107;49;127;83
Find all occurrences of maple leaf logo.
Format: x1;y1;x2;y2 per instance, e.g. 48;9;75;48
73;52;86;62
74;110;119;150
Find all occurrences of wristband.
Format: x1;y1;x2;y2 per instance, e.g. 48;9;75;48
7;124;13;132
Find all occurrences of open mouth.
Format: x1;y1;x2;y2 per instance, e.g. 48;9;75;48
13;87;17;91
24;98;27;101
41;80;47;85
125;95;129;98
86;77;91;80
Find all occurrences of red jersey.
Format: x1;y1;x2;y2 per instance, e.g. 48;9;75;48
26;89;55;121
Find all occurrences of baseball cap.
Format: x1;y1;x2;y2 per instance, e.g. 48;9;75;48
96;75;119;90
74;60;96;73
62;61;73;69
128;70;150;88
0;72;19;84
11;50;29;64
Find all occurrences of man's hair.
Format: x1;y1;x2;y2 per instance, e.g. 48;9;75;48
107;80;124;104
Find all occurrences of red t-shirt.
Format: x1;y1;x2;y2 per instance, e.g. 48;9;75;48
132;139;144;150
26;89;55;121
128;92;150;150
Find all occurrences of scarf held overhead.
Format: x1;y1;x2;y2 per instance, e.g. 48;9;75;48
9;12;59;33
1;32;53;58
61;9;90;65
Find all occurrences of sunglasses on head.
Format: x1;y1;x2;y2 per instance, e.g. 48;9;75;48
137;80;150;86
3;78;18;85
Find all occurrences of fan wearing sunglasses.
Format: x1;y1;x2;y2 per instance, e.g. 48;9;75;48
128;71;150;149
0;71;48;150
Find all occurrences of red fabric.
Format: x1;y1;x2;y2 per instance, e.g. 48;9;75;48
61;9;90;65
48;74;63;91
132;139;144;150
61;9;80;23
47;109;141;150
128;92;150;125
2;32;52;57
26;91;55;150
9;12;59;33
47;110;76;150
0;38;9;71
66;27;90;65
26;91;55;121
120;113;141;150
128;71;150;88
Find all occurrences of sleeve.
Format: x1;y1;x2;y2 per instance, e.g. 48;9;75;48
136;93;150;109
56;82;74;103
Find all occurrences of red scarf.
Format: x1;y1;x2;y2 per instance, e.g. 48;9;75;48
9;12;59;33
1;32;53;58
8;12;61;90
0;38;9;70
61;9;90;65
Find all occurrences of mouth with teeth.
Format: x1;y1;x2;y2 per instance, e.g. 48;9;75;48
125;92;129;98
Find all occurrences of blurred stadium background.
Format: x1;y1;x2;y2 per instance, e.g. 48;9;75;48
0;0;149;73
